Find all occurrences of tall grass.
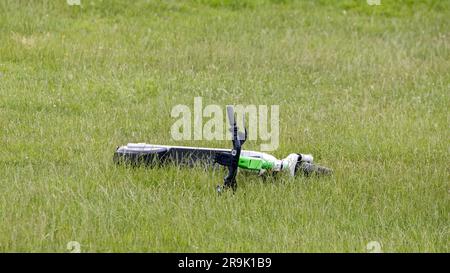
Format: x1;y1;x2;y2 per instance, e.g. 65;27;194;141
0;0;448;252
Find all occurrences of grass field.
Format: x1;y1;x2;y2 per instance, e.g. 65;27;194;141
0;0;449;252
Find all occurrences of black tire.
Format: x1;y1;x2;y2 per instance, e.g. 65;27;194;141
296;162;333;176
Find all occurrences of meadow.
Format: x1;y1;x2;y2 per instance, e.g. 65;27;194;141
0;0;448;252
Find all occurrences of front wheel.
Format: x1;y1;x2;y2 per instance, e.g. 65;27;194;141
296;162;333;176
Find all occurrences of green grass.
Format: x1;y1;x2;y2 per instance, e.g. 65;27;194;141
0;0;449;252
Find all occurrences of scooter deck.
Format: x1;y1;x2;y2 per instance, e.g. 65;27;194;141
114;143;234;167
